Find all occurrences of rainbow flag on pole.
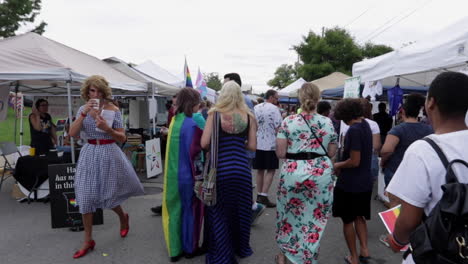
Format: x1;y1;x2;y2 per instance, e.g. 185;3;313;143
184;58;193;88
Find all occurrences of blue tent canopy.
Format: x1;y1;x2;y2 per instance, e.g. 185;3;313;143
321;85;428;98
278;97;299;104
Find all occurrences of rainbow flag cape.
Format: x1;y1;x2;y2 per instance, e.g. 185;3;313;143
162;113;204;257
184;58;193;88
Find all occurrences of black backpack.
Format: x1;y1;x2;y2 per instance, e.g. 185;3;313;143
409;137;468;264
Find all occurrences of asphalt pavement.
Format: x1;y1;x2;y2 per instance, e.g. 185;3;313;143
0;169;403;264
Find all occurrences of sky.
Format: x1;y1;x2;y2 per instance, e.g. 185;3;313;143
26;0;468;94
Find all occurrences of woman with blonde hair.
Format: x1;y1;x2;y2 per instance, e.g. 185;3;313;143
69;75;144;259
201;80;257;263
275;82;338;264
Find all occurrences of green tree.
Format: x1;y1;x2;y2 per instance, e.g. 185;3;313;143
294;27;363;81
0;0;47;38
269;27;393;83
205;72;222;91
361;43;394;59
267;64;297;89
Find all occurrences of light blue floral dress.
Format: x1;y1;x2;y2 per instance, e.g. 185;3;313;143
276;113;337;264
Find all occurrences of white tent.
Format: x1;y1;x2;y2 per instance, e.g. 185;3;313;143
103;57;180;96
353;17;468;87
278;78;307;97
134;60;185;88
0;33;147;95
0;33;148;162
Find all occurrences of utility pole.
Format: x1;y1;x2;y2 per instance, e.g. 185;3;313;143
321;27;325;38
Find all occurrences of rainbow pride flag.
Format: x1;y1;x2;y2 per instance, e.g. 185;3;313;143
184;58;193;88
379;205;408;251
162;113;204;257
69;198;77;207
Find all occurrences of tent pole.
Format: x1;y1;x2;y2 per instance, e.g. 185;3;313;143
66;79;75;164
14;82;18;145
152;83;156;138
19;93;24;146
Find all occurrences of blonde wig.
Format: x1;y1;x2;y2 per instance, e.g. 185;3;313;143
298;82;320;112
81;75;113;102
210;81;253;117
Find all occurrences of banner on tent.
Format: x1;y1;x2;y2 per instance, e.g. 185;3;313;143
343;77;361;98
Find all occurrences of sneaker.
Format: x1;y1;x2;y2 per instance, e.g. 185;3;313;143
257;195;276;208
379;234;390;247
251;203;266;226
151;205;162;216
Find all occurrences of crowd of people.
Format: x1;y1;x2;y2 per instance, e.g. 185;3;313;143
31;71;467;263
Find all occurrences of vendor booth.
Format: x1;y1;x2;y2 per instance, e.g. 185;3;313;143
351;16;468;202
0;33;152;202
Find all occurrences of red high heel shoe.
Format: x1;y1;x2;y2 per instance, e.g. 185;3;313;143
120;213;129;238
73;240;95;259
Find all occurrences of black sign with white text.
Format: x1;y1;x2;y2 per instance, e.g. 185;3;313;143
48;163;103;228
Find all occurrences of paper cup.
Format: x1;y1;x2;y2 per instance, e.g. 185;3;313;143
90;99;100;110
29;147;35;156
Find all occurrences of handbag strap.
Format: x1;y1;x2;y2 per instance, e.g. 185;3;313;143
300;114;329;157
210;112;219;168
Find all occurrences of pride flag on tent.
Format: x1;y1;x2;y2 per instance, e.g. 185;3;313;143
195;68;208;98
184;58;193;88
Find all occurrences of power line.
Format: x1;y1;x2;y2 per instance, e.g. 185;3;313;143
344;6;375;28
364;0;434;43
359;15;400;43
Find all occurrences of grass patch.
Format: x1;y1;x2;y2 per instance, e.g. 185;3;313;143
0;107;32;146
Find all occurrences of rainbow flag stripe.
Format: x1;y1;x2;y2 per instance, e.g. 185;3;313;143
162;113;204;257
69;199;77;206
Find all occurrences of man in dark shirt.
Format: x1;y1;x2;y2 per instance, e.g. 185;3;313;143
373;102;393;145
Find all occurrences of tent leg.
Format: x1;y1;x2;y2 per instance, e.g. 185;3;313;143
66;80;75;164
14;83;19;145
152;83;156;138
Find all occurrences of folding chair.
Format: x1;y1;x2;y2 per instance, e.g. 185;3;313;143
0;142;22;191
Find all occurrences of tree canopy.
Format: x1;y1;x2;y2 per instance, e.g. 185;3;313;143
268;27;393;88
0;0;47;38
267;64;297;89
205;72;222;91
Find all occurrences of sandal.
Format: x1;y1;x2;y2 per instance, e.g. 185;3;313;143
344;255;360;264
359;255;371;263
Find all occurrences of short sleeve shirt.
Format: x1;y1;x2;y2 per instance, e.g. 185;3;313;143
336;120;373;193
385;122;433;173
387;130;468;264
254;102;282;151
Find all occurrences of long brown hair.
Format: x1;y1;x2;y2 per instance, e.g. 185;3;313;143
176;88;201;117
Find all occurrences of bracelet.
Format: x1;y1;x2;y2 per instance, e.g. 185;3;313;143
393;233;409;246
80;112;87;118
389;234;409;251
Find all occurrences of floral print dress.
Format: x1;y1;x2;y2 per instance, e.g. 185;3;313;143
276;113;337;264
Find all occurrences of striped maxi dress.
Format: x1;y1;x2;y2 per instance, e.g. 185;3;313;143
162;113;205;258
205;113;253;264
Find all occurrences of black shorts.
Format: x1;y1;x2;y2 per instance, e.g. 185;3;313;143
332;187;372;224
252;150;279;170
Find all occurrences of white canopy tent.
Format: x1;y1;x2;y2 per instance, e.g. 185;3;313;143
103;57;181;96
0;33;149;162
278;78;307;97
134;60;185;88
353;17;468;88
